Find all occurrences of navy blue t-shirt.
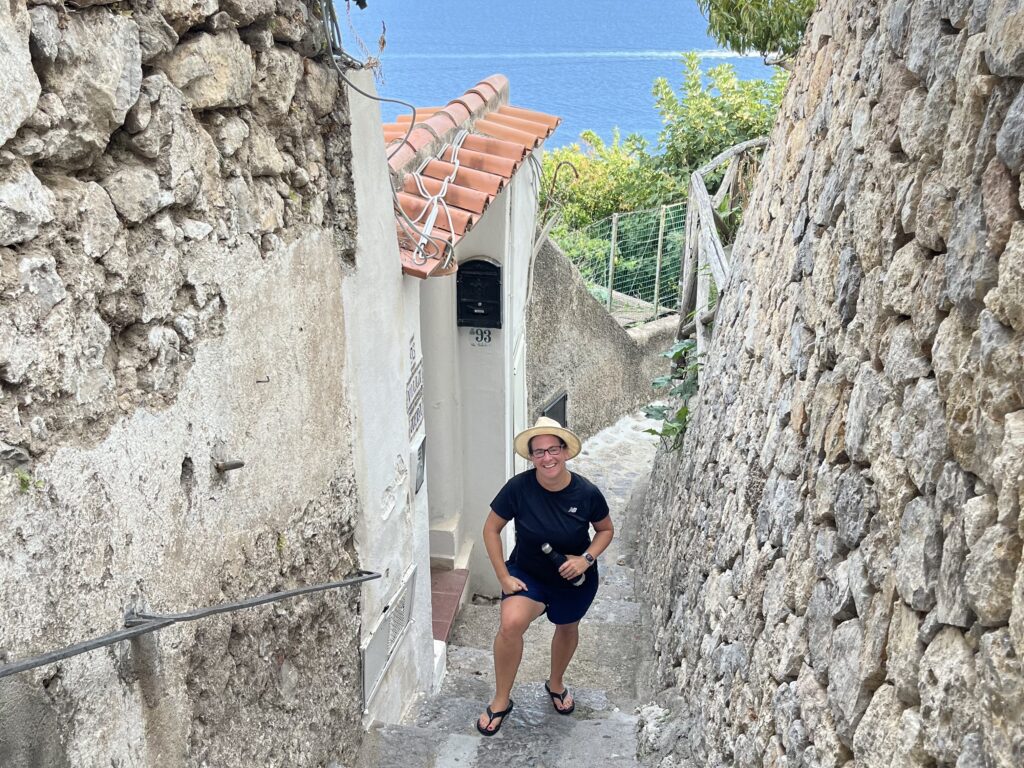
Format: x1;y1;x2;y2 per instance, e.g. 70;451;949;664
491;470;609;586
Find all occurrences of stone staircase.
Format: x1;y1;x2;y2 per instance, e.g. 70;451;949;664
358;413;662;768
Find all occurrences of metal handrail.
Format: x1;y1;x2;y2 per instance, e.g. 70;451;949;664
0;570;381;680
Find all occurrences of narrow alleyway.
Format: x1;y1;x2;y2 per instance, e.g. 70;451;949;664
358;411;662;768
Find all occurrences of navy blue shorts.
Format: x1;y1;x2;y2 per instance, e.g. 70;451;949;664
501;561;599;624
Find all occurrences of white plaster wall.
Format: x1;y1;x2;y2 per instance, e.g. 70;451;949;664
505;152;542;354
418;154;542;597
342;71;434;725
506;152;541;480
451;189;510;596
420;275;464;546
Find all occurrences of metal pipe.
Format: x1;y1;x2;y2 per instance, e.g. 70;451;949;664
652;205;667;321
607;213;619;312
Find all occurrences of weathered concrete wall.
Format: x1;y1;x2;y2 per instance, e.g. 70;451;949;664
637;0;1024;766
527;238;676;440
0;1;368;765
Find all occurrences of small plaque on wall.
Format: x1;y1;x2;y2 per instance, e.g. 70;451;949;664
412;435;426;495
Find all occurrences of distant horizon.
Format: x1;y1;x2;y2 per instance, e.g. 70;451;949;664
377;50;763;61
340;0;776;148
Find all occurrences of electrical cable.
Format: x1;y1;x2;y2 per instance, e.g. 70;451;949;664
407;129;470;253
320;1;456;270
322;3;559;273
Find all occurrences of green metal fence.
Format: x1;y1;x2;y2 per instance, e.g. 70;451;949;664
553;202;687;326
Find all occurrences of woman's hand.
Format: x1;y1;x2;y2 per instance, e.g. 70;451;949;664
559;555;591;581
499;574;528;594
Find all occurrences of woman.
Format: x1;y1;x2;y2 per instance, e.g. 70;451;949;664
475;417;614;736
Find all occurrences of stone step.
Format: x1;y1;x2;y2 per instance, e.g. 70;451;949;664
359;722;479;768
420;678;620;729
431;566;471;642
448;604;642;708
360;700;642;768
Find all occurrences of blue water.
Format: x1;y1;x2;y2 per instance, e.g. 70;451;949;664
339;0;774;149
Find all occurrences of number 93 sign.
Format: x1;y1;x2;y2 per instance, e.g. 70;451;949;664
469;328;493;347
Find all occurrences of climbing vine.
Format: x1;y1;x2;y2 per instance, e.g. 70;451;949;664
644;338;701;449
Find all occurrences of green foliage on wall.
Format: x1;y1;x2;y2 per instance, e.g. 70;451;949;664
644;338;701;448
695;0;816;60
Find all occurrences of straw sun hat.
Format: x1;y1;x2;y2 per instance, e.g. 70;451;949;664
513;417;582;460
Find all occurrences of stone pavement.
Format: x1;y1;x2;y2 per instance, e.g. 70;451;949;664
358;411;663;768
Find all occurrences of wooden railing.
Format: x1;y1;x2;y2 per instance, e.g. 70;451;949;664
678;137;768;355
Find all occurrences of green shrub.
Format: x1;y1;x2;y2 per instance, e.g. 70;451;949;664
542;131;676;230
542;55;787;313
542;55;787;233
651;54;787;180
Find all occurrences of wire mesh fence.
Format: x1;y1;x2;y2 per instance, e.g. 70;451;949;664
552;202;687;326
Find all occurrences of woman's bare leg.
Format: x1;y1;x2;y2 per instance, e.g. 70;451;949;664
478;595;546;732
547;621;580;711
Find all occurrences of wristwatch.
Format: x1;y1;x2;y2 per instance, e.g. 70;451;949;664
582;552;595;565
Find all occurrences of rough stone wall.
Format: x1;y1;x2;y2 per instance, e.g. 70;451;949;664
0;0;366;765
527;238;676;439
637;0;1024;766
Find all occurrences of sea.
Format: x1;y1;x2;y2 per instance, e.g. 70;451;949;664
339;0;774;150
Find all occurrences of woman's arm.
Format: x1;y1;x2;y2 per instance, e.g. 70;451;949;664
483;510;527;593
558;515;614;581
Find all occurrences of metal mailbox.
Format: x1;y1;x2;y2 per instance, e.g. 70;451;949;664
456;259;502;329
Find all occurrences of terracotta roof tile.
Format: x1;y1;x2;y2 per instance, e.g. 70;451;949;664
394;108;443;123
396;191;477;235
405;126;437;153
384;74;560;279
421;159;505;196
399;248;443;279
386;142;418;172
497;105;561;131
476;75;509;96
485;111;552;140
396;227;459;278
460;133;527;161
472;118;541;149
396;222;458;255
442;100;473;126
423;111;461;134
402;175;492;214
438;145;518;177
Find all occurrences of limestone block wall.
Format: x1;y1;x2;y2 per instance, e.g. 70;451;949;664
527;238;676;439
637;0;1024;765
0;1;366;765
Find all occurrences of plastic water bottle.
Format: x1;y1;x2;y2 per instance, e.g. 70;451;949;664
541;543;585;586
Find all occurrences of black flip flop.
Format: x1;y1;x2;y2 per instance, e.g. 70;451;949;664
544;681;575;715
475;699;514;736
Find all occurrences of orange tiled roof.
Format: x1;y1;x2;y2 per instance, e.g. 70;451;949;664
384;75;560;279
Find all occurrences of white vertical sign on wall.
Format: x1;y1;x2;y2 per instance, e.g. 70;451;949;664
407;335;424;437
